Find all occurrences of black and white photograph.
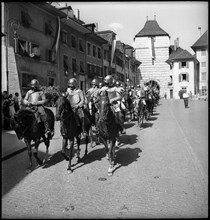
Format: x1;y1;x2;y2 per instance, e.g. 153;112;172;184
1;1;208;218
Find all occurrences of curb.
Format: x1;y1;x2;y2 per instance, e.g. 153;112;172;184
2;146;27;162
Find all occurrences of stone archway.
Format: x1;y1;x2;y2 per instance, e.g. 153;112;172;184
145;80;160;91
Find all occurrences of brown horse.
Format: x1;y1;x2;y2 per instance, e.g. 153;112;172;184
55;96;92;173
10;107;55;172
96;91;121;176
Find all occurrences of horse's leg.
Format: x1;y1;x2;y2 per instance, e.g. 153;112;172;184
61;138;69;161
33;138;43;166
108;139;116;176
84;134;89;156
67;138;74;174
42;135;50;164
100;136;108;159
76;135;81;162
115;132;120;147
25;139;33;172
88;126;94;148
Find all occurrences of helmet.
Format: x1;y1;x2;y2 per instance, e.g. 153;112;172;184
68;78;77;88
30;79;39;88
104;75;114;87
137;84;140;88
99;82;103;88
91;79;98;86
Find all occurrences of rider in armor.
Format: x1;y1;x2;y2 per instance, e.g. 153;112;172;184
65;78;87;136
98;82;103;89
86;79;100;116
99;75;126;134
23;79;51;136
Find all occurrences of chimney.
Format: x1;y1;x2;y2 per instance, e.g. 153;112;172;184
77;9;80;20
146;16;148;21
198;27;201;37
95;23;98;32
174;39;177;51
176;37;179;48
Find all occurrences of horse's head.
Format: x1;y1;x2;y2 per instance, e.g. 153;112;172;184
98;91;111;119
10;109;34;139
55;96;72;121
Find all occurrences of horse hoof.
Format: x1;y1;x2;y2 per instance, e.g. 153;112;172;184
108;171;113;176
106;154;109;160
67;169;73;174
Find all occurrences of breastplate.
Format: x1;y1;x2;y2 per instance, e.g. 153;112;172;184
28;91;42;103
67;90;80;107
107;88;117;100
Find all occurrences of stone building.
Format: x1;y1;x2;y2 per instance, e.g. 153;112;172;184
133;16;171;96
191;30;208;97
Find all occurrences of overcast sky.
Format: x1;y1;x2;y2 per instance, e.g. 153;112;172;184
57;1;208;54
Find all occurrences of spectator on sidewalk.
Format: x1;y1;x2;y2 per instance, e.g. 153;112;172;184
13;92;20;112
183;90;189;108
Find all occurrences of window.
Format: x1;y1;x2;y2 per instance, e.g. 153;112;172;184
201;62;206;68
93;45;96;57
71;35;76;48
79;39;84;52
87;63;91;75
80;61;84;73
29;42;40;59
72;58;77;73
179;73;189;82
21;11;32;28
201;49;206;56
179;61;189;68
98;47;101;59
18;39;30;56
201;72;206;81
61;31;67;44
63;55;69;76
87;43;91;55
201;86;207;96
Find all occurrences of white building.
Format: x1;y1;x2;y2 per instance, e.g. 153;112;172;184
166;42;199;99
191;30;208;97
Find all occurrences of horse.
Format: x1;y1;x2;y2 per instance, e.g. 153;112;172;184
96;91;121;176
55;96;92;173
134;98;149;127
86;96;100;147
124;90;135;121
10;107;55;172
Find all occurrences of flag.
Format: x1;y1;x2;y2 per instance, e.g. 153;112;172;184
110;39;116;67
51;16;61;62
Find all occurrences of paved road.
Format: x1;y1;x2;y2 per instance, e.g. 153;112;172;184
2;99;208;218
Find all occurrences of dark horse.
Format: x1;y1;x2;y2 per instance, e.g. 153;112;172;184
10;107;55;172
124;90;134;121
97;91;121;176
55;96;92;173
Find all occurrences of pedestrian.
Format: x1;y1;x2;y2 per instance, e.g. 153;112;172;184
183;90;189;108
164;93;167;99
13;92;20;112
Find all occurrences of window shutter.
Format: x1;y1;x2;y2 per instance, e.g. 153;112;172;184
179;74;181;82
179;62;181;69
186;61;189;68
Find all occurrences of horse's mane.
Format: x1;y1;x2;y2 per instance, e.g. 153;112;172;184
57;96;72;111
17;109;35;121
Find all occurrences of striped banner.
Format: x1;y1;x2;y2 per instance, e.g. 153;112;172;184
51;16;61;62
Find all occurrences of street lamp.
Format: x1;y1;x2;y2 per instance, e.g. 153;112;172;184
5;18;19;92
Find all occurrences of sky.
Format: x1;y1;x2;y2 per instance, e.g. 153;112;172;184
56;1;208;54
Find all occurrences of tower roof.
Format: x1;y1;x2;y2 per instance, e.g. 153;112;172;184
135;19;170;38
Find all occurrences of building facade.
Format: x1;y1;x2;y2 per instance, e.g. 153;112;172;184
191;30;208;97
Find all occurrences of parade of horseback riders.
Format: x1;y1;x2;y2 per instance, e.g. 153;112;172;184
3;75;160;176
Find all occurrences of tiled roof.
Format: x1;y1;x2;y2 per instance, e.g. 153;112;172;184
166;47;195;63
191;30;208;51
96;30;116;44
135;20;170;38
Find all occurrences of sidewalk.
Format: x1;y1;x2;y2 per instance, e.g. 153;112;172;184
2;129;26;161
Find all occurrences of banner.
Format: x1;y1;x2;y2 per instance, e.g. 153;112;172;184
110;39;116;67
51;16;61;62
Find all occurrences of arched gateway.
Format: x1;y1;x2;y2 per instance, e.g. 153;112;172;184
145;80;160;91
